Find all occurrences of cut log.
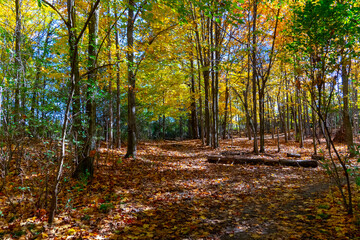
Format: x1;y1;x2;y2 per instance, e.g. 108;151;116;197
279;159;318;168
311;154;325;161
207;155;318;168
263;159;280;166
207;155;263;165
220;150;245;156
287;153;301;158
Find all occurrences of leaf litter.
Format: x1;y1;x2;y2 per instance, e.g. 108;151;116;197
0;137;359;239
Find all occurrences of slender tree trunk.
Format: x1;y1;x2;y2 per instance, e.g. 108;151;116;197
285;75;289;142
223;78;229;139
14;0;22;124
204;16;211;146
190;57;199;139
259;89;265;152
108;31;113;145
252;0;258;154
212;15;220;148
125;0;136;158
162;114;165;139
204;69;211;145
245;20;251;140
354;64;358;137
297;90;304;148
342;58;354;149
115;8;121;148
197;61;205;145
70;2;81;163
311;96;317;154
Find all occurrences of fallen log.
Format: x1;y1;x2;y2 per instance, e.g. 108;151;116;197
207;155;318;168
220;150;245;156
207;155;263;165
287;153;301;158
279;159;318;168
311;154;325;161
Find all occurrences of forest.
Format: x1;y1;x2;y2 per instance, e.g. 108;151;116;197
0;0;360;238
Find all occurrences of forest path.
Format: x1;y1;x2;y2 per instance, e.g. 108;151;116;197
1;137;358;239
104;138;357;239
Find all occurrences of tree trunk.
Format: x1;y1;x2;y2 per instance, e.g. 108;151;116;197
211;14;220;149
190;57;199;139
74;2;99;179
252;0;258;154
197;61;205;145
115;7;121;148
204;69;211;145
162;114;165;139
223;78;229;139
297;88;304;148
125;0;137;158
285;74;289;142
14;0;22;124
354;65;358;137
108;30;113;145
259;89;265;153
311;97;317;154
342;58;354;149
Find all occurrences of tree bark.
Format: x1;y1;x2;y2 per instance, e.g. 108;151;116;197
190;56;199;139
252;0;258;154
212;14;220;148
74;1;99;179
125;0;137;158
108;25;113;145
342;58;354;149
115;7;121;148
14;0;22;124
223;78;229;139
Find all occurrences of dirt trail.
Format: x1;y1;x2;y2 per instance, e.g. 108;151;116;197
1;137;358;239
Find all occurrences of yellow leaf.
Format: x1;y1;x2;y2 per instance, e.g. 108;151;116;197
41;233;48;239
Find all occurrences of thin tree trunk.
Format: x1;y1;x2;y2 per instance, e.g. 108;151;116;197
190;56;199;139
252;0;258;154
223;78;229;139
297;90;304;148
212;14;220;148
108;30;113;145
115;7;121;148
125;0;136;158
311;96;317;154
14;0;22;124
342;58;354;149
354;64;358;137
197;60;205;145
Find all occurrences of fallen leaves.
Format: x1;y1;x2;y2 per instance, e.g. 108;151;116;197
0;137;359;239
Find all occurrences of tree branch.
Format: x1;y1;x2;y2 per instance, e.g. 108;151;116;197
75;0;101;46
41;0;68;27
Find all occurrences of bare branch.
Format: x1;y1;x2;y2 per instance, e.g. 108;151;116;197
75;0;101;46
41;0;68;27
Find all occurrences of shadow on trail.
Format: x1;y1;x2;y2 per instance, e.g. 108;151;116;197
98;140;332;239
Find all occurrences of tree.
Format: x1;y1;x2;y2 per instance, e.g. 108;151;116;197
290;0;360;215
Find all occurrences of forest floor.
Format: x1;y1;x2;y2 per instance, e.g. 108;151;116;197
0;135;360;239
